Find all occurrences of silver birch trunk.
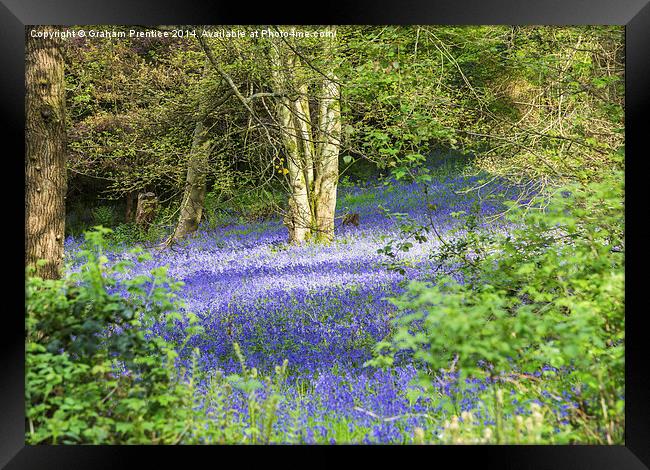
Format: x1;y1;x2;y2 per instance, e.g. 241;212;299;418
269;27;340;244
270;40;312;243
314;27;341;242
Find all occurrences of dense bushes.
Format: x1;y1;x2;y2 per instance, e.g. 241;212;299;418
26;227;284;444
368;171;624;443
27;227;190;443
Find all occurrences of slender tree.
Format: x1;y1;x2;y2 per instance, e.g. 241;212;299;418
314;28;341;242
25;26;67;279
170;114;211;242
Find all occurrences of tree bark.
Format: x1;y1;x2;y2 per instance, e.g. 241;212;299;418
125;191;135;222
269;28;341;244
270;40;312;243
171;119;211;242
314;27;341;242
25;26;67;279
135;192;158;232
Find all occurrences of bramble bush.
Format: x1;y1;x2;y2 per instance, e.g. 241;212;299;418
368;170;624;444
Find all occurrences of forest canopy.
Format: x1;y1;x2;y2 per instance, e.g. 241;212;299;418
57;25;623;240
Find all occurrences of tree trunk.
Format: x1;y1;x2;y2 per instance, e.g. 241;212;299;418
135;192;158;231
314;27;341;242
171;119;210;242
269;28;341;244
125;191;135;222
270;40;312;244
25;26;67;279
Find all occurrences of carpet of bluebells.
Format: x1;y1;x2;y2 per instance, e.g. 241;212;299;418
66;175;578;443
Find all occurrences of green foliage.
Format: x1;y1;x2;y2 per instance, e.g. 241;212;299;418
222;343;288;444
204;186;283;228
91;205;115;227
368;170;624;444
340;190;376;211
26;226;293;444
341;27;463;174
26;227;198;443
62;26;623;228
432;399;565;444
109;222;144;246
49;26;625;444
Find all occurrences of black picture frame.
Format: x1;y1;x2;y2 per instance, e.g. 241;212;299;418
2;1;647;468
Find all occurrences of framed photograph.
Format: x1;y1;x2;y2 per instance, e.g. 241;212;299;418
4;0;648;467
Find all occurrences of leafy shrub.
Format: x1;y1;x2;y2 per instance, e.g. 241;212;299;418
27;227;195;443
91;205;115;227
204;186;283;228
109;222;143;246
26;226;289;444
368;171;624;444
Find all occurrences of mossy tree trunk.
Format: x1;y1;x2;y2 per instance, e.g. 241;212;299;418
170;118;211;242
125;191;135;222
25;26;67;279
